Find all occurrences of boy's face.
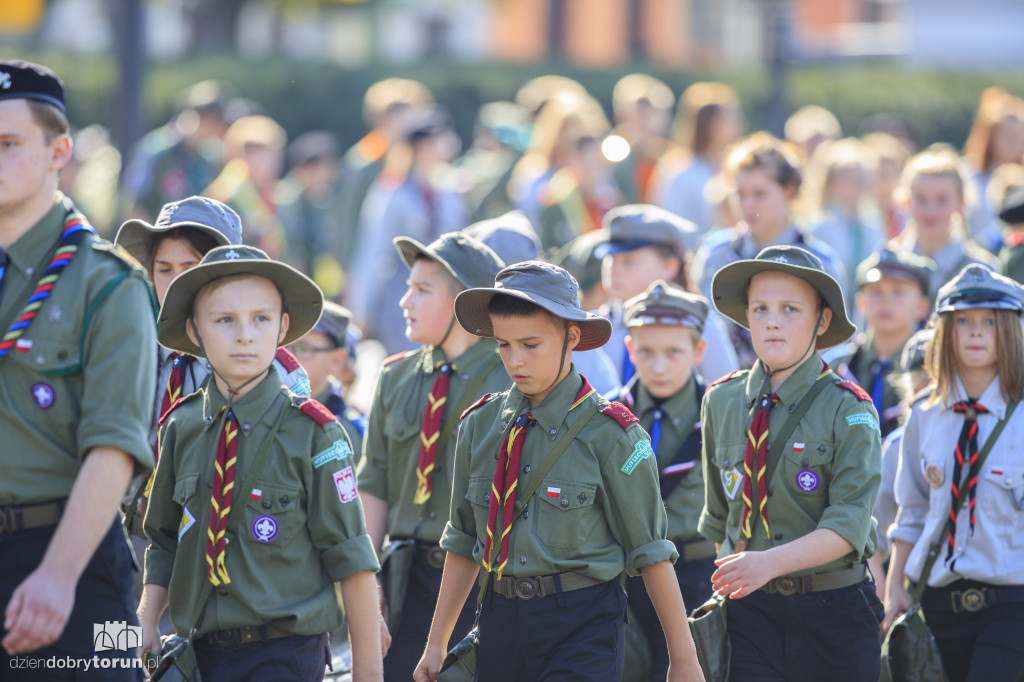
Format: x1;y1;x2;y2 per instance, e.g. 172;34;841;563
857;278;929;338
0;99;71;217
910;175;962;237
952;308;998;374
400;259;459;346
733;168;793;239
746;270;831;371
151;235;203;306
492;310;580;407
187;275;289;389
602;246;680;302
626;325;706;400
289;329;345;398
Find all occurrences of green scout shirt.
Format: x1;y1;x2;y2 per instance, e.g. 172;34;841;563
356;340;508;543
632;376;705;545
0;198;156;505
441;366;678;581
144;373;379;637
835;333;908;437
698;355;881;577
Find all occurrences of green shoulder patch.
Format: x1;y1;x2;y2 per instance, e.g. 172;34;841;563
312;438;353;469
620;439;654;475
846;412;880;433
91;239;147;274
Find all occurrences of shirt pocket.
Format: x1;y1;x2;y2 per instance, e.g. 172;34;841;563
710;443;747;506
981;464;1024;550
466;477;493;538
7;333;82;434
535;479;598;549
242;482;302;548
779;440;833;499
383;411;419;447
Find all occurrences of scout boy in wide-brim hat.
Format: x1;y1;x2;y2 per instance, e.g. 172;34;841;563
159;244;323;357
394;231;504;290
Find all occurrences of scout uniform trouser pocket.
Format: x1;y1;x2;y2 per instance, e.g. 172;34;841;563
486;571;604;600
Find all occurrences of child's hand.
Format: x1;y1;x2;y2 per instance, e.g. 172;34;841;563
882;581;912;633
711;551;776;599
413;645;444;682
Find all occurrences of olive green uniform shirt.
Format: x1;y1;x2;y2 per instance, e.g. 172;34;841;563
835;333;909;436
633;377;705;544
0;198;156;505
356;340;508;543
442;367;678;580
699;355;881;577
144;373;378;637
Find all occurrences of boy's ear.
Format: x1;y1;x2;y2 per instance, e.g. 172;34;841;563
816;307;834;337
566;322;582;352
49;134;73;173
186;318;200;347
278;312;291;345
693;336;707;365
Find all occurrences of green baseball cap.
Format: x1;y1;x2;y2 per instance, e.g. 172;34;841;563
394;232;505;290
935;264;1024;314
116;196;243;266
855;247;934;294
454;261;612;351
711;245;856;349
624;280;709;332
158;245;323;357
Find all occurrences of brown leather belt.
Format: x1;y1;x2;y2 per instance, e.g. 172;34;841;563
0;501;63;534
487;571;604;600
760;564;866;596
414;542;447;570
202;623;293;647
680;539;717;562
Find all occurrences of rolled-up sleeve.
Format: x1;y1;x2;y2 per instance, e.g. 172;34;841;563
440;416;479;561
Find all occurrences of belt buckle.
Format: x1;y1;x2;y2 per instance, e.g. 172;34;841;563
513;577;539;600
426;547;446;570
212;629;238;647
954;588;986;613
776;577;798;597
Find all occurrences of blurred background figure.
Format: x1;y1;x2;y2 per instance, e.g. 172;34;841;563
607;73;674;205
59;124;122;234
862;131;914;240
457;100;530;222
784;104;842;162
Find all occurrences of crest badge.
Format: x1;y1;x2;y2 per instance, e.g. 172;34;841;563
721;466;744;500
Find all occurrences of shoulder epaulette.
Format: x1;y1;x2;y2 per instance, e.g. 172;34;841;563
461;393;498;420
836;379;872;402
298;399;338;426
383;350;415;366
158;391;200;426
91;239;147;275
600;400;640;430
707;370;743;389
275;347;301;372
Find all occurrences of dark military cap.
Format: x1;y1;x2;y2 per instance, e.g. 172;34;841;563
0;60;65;113
624;280;709;332
935;264;1024;315
712;245;856;349
288;130;339;168
998;186;1024;225
116;196;242;265
550;230;606;293
455;261;612;351
855;247;934;294
900;328;933;374
461;211;539;267
312;300;353;348
594;204;697;257
394;232;504;290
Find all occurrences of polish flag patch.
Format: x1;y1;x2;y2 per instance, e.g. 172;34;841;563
792;443;805;453
16;339;32;352
251;488;262;500
546;486;561;497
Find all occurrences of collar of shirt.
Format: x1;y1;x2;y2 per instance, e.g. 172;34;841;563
5;199;66;277
908;235;965;274
200;370;283;432
745;353;826;411
947;371;1008;419
738;224;802;259
635;374;698;423
415;337;495;377
501;364;585;437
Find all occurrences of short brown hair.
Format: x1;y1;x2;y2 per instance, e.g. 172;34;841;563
724;131;803;193
145;227;223;278
27;100;69;143
926;309;1024;406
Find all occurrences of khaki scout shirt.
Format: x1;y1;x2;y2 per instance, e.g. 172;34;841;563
441;366;678;580
632;377;706;544
0;198;156;505
356;340;508;543
144;373;378;637
699;355;881;576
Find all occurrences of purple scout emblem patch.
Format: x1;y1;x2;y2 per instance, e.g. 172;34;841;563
31;382;55;409
251;515;279;543
796;469;819;492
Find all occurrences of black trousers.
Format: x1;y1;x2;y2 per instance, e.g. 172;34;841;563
922;582;1024;682
627;556;715;680
727;577;883;682
194;632;328;681
477;579;626;682
383;553;477;681
0;519;144;681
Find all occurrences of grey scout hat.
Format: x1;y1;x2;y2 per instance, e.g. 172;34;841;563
461;210;540;267
159;245;323;357
455;260;613;352
312;300;353;348
116;196;243;265
935;263;1024;315
394;232;505;290
624;279;709;332
550;230;606;292
594;203;697;257
855;246;934;294
712;244;857;350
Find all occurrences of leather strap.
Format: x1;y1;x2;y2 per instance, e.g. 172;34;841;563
488;571;604;600
0;501;63;534
760;564;866;595
202;623;293;647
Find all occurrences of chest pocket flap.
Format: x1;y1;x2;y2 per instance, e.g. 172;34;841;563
382;411;419;444
173;474;200;507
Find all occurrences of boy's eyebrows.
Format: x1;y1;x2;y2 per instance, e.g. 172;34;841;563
493;333;543;343
405;277;435;288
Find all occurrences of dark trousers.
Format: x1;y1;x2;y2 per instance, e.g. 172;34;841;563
727;578;883;682
0;518;144;681
194;633;328;681
922;582;1024;682
477;579;626;682
627;556;715;680
383;554;477;681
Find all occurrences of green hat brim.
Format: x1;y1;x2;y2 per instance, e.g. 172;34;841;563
711;259;855;349
115;219;234;267
454;287;611;352
158;259;323;357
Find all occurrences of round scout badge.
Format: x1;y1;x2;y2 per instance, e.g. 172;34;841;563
796;468;820;492
924;462;944;489
251;515;280;543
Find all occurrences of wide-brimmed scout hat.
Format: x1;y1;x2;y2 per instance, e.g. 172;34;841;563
159;245;323;357
461;211;539;267
711;244;856;349
311;300;353;348
394;232;505;290
624;279;709;332
454;260;612;351
855;247;934;294
935;264;1024;315
116;196;242;265
594;204;697;257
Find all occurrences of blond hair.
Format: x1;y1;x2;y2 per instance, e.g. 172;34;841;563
723;131;803;193
895;143;976;244
801;137;877;217
613;74;674;115
963;87;1024;173
925;309;1024;406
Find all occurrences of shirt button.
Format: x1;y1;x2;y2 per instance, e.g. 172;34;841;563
36;354;45;365
224;537;230;545
461;373;469;380
429;511;437;519
522;510;529;519
262;500;271;509
25;266;34;275
501;421;508;429
397;428;404;436
217;588;228;597
549;428;557;436
484;493;491;502
774;533;784;541
767;488;774;497
560;499;569;508
523;465;531;473
801;458;809;467
242;422;252;431
789;404;796;412
203;417;212;425
179;492;186;502
519;555;527;564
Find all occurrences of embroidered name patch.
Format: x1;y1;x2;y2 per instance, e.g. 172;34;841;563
721;466;743;500
312;439;352;469
846;413;880;433
334;466;358;503
621;440;654;475
178;507;195;541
